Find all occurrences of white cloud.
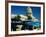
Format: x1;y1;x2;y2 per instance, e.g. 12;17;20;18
11;14;17;18
20;15;28;21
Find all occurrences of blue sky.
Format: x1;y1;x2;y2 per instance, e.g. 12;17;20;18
11;6;41;20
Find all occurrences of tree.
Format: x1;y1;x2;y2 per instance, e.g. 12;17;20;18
27;16;32;20
14;14;21;21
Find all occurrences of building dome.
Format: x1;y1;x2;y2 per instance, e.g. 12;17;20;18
27;7;32;14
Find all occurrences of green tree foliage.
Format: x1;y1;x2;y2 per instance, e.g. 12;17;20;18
27;16;32;20
14;14;21;20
